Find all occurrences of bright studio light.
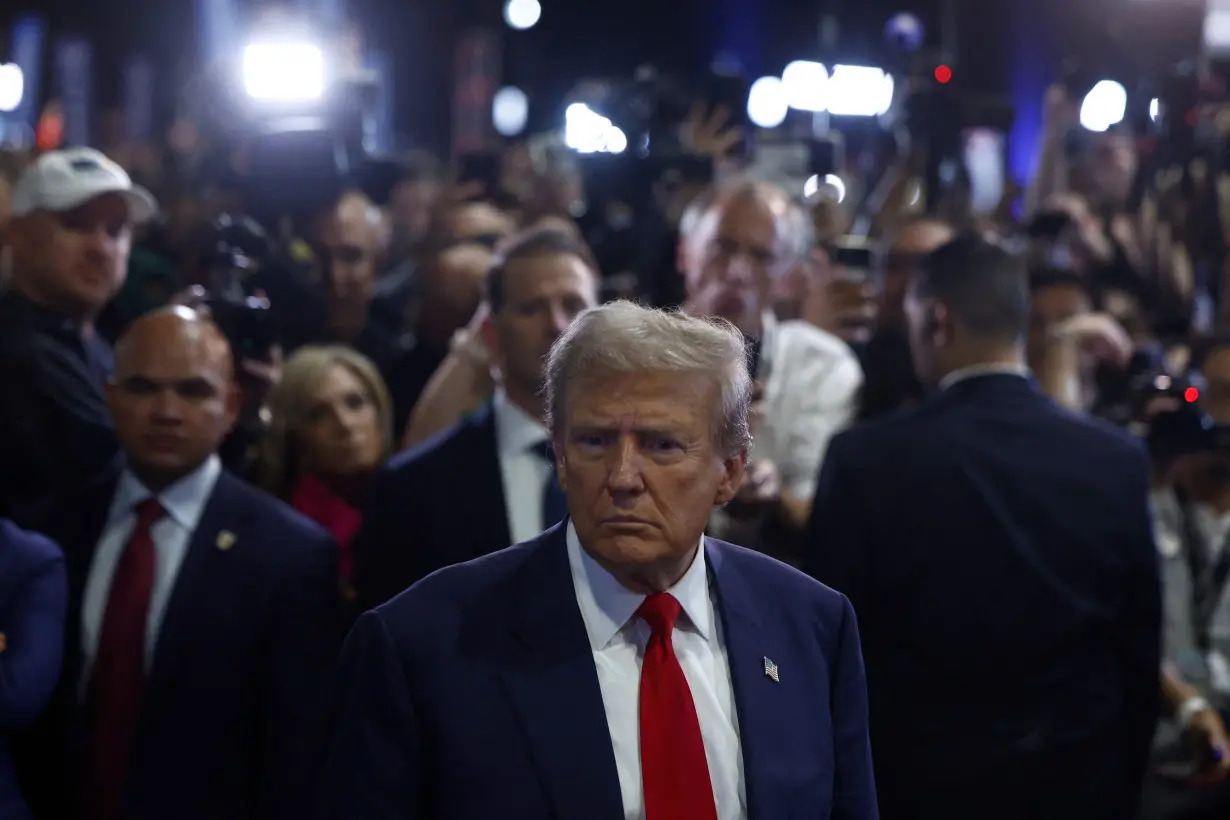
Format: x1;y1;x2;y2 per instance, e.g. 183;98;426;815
824;65;894;117
1080;80;1128;133
782;60;829;113
505;0;542;31
493;86;529;136
747;76;788;129
0;63;24;113
242;41;326;102
564;103;626;154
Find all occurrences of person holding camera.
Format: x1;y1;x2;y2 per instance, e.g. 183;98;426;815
1141;336;1230;819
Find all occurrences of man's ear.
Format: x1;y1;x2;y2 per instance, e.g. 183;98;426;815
931;301;953;346
714;448;749;507
479;310;498;352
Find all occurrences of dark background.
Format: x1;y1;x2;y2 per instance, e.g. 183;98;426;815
0;0;1211;153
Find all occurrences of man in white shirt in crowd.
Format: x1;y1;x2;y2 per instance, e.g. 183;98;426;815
678;178;862;558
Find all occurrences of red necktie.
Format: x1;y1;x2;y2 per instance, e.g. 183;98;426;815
637;592;719;820
86;497;165;820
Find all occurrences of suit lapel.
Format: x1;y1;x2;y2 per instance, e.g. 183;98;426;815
64;481;120;604
145;472;247;689
708;539;814;819
47;480;119;715
497;526;624;820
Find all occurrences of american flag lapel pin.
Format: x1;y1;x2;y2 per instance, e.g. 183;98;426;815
763;656;780;683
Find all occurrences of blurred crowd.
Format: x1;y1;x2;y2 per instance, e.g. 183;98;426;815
3;75;1230;820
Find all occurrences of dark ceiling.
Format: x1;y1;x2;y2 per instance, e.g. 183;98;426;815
1;0;1209;151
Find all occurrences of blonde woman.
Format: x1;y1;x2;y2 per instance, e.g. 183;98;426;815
255;346;392;586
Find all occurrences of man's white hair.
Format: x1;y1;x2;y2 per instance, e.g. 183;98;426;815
544;300;753;456
679;176;813;264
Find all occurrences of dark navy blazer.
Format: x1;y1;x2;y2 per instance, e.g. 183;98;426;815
352;402;511;613
806;374;1162;820
0;520;66;820
324;523;879;820
18;469;343;820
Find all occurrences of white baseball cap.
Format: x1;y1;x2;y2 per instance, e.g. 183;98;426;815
10;147;158;224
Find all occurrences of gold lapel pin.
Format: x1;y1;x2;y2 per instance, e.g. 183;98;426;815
216;531;237;551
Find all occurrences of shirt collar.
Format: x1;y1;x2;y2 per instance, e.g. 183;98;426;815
109;455;222;531
938;363;1031;391
760;309;778;347
565;520;712;652
493;389;549;457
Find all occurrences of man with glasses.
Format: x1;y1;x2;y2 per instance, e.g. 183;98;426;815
678;179;862;558
0;148;156;521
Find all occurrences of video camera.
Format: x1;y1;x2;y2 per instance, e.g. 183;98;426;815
1094;347;1230;458
201;214;279;362
894;53;1014;213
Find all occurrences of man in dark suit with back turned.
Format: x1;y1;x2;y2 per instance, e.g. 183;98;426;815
805;235;1161;820
325;300;877;819
352;228;599;612
19;307;341;820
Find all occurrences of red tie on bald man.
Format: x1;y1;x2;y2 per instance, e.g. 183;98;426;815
86;498;165;820
637;592;719;820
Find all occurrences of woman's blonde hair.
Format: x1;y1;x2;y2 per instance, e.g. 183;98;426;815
255;345;394;498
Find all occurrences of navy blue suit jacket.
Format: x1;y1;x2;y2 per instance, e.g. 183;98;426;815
0;520;66;820
352;403;511;612
18;469;343;820
324;523;878;820
805;374;1161;820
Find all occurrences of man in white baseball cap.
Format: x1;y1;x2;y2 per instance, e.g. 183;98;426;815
7;147;157;321
10;146;157;224
0;147;159;519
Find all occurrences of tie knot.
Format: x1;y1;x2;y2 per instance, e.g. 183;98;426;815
637;593;683;637
134;498;166;529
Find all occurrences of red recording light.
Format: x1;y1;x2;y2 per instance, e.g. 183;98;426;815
934;65;953;84
1185;387;1200;403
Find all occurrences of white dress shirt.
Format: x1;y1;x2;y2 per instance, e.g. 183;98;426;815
566;522;747;820
710;312;862;548
755;311;863;501
80;455;222;688
938;363;1032;391
493;389;554;544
